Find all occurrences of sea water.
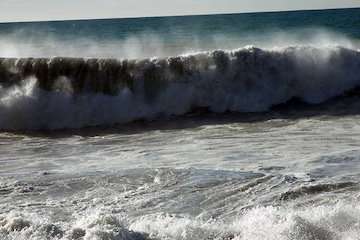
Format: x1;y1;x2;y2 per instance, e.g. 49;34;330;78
0;8;360;240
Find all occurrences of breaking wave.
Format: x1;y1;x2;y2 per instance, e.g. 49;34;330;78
0;45;360;130
2;201;360;240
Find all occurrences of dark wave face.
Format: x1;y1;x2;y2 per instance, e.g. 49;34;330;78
0;46;359;130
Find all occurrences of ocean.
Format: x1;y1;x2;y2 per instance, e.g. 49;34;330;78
1;7;360;240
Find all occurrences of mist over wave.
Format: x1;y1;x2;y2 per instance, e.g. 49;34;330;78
0;45;359;130
0;28;358;59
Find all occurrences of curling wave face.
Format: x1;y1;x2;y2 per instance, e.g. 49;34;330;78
0;46;360;130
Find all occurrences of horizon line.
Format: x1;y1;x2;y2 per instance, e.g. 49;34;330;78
0;6;359;24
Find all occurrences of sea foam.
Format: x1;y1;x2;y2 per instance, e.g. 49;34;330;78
0;46;359;130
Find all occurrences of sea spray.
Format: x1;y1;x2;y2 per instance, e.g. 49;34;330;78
0;46;359;130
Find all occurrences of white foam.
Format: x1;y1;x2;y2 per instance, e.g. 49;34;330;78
130;202;360;240
0;45;359;130
3;201;360;239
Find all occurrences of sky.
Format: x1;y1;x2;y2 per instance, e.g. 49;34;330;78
0;0;360;22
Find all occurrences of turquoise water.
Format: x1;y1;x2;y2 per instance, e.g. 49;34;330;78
0;8;359;58
1;8;360;39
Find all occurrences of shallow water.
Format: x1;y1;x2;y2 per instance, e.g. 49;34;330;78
1;105;360;239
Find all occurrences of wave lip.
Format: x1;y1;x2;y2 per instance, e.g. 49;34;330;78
0;46;360;130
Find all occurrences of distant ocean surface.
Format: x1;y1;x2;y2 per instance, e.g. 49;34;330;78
1;8;360;240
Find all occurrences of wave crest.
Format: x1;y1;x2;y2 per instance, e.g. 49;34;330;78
0;46;360;130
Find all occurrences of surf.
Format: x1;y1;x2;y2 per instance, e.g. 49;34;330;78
0;45;360;130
